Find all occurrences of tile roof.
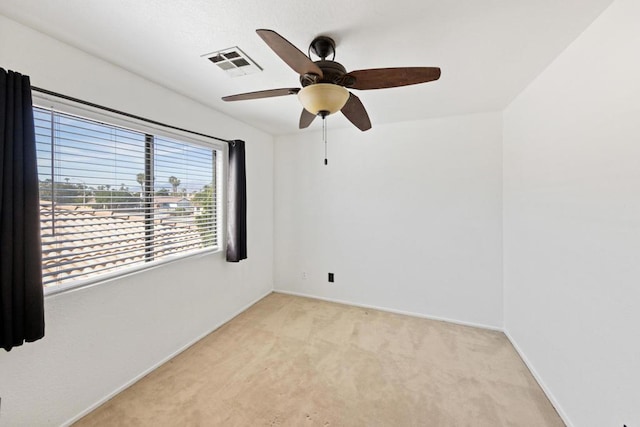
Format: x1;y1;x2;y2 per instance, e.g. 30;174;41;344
40;203;208;287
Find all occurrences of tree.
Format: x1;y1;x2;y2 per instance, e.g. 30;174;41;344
136;173;145;195
93;184;136;210
156;188;169;196
39;178;87;205
168;176;181;195
39;179;55;201
192;184;213;206
193;183;215;247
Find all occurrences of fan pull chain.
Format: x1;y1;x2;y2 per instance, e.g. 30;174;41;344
323;116;328;165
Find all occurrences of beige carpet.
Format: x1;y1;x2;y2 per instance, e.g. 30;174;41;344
75;293;564;426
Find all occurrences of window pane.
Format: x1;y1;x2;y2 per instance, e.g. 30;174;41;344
153;136;217;259
35;107;219;290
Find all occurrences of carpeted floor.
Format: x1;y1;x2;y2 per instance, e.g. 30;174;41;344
75;293;564;426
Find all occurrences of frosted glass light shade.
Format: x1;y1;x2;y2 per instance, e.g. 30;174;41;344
298;84;349;116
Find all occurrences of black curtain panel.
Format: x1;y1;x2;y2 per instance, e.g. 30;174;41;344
0;68;45;352
226;140;247;262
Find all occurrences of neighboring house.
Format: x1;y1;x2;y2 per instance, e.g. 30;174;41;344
155;196;194;213
155;196;183;209
177;198;191;209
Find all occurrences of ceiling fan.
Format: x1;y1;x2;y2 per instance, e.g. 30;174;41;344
222;29;441;131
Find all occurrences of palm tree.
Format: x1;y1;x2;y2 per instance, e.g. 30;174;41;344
136;173;145;195
168;176;181;195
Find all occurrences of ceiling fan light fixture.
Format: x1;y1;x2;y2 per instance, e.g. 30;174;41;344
298;83;349;116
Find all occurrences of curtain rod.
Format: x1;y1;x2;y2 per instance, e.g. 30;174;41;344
30;86;234;144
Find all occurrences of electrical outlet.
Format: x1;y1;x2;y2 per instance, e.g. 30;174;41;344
328;273;334;283
302;272;307;280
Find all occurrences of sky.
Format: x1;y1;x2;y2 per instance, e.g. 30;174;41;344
34;107;215;195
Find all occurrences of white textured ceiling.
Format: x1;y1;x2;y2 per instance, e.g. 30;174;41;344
0;0;612;135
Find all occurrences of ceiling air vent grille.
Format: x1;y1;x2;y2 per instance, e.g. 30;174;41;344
203;47;262;77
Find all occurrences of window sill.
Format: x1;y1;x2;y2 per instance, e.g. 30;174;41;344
44;246;222;298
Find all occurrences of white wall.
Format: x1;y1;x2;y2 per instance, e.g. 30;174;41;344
5;0;637;423
0;15;274;426
275;112;503;329
503;0;640;425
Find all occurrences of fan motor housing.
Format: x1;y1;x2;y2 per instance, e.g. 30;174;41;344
301;35;356;88
300;60;350;87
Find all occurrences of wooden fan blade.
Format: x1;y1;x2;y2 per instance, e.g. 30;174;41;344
299;109;316;129
345;67;441;90
222;88;300;102
256;29;323;77
341;92;371;131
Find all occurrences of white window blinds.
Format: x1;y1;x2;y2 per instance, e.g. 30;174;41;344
34;107;219;289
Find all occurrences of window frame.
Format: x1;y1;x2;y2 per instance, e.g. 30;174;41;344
33;93;228;297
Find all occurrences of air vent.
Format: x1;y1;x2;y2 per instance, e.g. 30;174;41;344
202;47;262;77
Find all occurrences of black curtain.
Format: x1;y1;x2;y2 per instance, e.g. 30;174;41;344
0;68;45;352
226;140;247;262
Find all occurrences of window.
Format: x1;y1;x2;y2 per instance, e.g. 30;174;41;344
34;106;223;292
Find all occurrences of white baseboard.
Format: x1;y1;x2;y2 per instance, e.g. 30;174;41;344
62;289;569;427
273;289;504;332
504;330;573;427
61;289;273;427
